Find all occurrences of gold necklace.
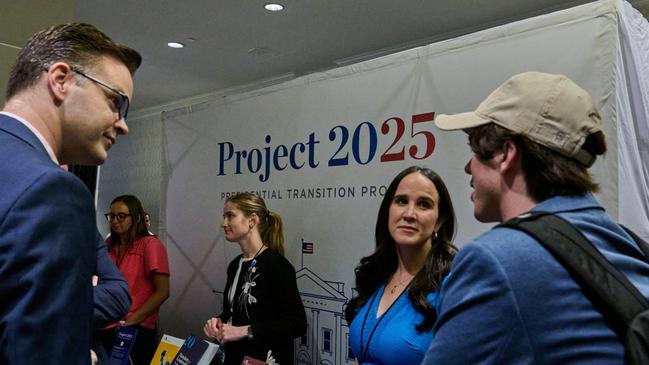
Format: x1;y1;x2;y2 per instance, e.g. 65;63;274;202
390;270;413;294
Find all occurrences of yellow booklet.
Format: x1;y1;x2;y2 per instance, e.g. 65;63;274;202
149;334;185;365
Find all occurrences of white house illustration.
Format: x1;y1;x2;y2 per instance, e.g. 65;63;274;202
294;267;355;365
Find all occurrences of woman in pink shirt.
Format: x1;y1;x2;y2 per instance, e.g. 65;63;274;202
100;195;170;365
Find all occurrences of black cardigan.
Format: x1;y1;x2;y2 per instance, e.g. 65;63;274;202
219;249;307;365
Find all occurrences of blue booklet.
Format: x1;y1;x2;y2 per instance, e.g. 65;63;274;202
171;335;219;365
108;326;139;365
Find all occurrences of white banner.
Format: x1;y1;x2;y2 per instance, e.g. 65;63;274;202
616;0;649;241
158;1;644;364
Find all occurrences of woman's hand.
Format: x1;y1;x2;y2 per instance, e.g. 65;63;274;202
203;319;249;344
203;317;223;340
217;324;248;343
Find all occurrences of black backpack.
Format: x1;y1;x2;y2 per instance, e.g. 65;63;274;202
500;211;649;365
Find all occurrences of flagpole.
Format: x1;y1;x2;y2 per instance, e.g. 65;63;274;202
301;238;304;268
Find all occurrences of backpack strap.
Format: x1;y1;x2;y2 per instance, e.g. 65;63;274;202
500;211;649;327
621;225;649;261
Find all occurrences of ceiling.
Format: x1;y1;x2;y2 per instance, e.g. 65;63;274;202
2;0;648;114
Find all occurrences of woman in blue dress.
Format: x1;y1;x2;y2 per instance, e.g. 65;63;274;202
346;166;457;364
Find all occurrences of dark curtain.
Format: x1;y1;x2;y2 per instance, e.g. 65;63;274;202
69;165;98;198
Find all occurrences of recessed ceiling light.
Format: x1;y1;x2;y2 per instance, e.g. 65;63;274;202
167;42;185;49
264;3;284;12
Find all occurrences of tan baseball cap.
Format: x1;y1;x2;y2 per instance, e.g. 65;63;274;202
434;72;603;166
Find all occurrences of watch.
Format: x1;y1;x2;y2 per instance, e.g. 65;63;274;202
247;326;254;340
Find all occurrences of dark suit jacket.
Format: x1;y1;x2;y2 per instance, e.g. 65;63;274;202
94;234;131;329
93;235;131;365
0;114;96;364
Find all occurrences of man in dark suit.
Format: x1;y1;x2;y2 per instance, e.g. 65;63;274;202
0;23;141;364
93;232;133;364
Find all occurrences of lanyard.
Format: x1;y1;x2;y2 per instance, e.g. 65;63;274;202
358;285;408;363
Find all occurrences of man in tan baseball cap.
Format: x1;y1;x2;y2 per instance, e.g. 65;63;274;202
421;72;649;365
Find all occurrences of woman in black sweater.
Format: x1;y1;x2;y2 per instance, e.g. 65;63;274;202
204;192;306;365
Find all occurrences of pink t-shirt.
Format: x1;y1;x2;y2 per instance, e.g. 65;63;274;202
107;235;170;329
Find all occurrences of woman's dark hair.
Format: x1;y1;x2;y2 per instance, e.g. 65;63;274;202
467;123;606;202
107;194;151;248
226;192;285;255
345;166;457;332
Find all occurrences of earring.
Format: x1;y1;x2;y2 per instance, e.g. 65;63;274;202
433;231;438;239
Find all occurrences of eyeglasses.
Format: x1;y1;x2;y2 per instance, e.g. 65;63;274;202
105;213;131;222
72;67;130;120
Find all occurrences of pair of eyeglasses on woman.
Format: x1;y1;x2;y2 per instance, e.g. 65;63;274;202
71;67;130;120
105;213;131;222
